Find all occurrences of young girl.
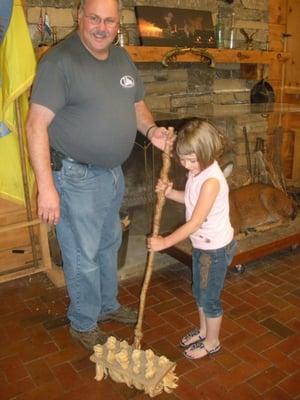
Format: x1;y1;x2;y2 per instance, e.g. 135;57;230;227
147;118;236;360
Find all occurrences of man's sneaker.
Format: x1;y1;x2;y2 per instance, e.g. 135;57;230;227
100;305;138;325
69;325;108;351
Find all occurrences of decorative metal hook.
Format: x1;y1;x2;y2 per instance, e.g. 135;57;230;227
162;47;215;68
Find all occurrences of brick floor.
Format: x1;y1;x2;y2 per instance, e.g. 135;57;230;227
0;247;299;400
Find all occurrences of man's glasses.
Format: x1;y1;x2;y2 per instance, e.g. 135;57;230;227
83;13;118;28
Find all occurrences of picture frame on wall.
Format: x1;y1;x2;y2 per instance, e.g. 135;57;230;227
135;6;216;48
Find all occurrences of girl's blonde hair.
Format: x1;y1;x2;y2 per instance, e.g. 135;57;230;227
176;118;224;169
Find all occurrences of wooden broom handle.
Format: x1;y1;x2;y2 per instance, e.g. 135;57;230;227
134;127;174;349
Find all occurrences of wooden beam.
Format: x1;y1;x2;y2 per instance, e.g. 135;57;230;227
125;46;290;65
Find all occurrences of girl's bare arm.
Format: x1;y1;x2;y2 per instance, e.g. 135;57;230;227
148;178;220;251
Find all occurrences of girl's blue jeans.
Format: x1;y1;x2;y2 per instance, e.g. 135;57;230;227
192;239;237;318
53;159;124;332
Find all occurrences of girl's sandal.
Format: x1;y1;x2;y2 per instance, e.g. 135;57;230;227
184;341;221;360
180;328;206;348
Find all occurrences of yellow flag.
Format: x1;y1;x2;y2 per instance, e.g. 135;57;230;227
0;0;36;204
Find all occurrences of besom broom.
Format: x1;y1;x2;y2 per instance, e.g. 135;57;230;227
90;128;178;397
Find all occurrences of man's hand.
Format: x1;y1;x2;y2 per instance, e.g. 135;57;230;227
37;186;60;225
149;126;175;152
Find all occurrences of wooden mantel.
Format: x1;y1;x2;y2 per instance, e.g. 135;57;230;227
125;45;290;65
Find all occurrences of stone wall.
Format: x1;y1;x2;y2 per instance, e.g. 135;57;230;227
25;0;271;205
26;0;269;48
25;0;269;113
26;0;269;113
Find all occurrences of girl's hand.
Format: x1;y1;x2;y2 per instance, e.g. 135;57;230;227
147;235;167;252
155;179;173;197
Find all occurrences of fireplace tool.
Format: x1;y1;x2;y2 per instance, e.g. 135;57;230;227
90;128;178;397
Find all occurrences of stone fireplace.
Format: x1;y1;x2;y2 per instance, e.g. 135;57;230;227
122;104;272;208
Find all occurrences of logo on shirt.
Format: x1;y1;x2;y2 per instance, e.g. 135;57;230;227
120;75;135;88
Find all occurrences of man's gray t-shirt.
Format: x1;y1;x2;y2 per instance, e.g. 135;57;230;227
30;32;145;168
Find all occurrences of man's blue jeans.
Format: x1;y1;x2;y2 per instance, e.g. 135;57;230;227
53;159;124;332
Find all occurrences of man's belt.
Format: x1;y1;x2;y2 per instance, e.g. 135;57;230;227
50;147;96;171
50;147;88;170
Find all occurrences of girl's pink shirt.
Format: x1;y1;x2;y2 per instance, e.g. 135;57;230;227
185;160;234;250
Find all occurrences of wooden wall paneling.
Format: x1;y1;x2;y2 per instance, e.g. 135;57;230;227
291;129;300;185
268;0;285;100
282;0;300;185
269;0;287;24
268;23;285;51
282;111;300;183
285;0;300;91
268;1;284;181
281;113;294;178
285;110;300;127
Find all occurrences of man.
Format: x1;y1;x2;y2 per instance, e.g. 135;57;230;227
26;0;170;350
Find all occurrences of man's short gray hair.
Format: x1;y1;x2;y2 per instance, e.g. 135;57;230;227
78;0;120;10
